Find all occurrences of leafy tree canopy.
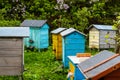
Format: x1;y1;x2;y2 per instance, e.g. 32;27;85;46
0;0;120;31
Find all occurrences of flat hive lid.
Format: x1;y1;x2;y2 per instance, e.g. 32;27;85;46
51;27;66;34
0;27;29;37
68;56;90;64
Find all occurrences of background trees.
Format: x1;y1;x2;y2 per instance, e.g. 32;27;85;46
0;0;120;31
113;16;120;53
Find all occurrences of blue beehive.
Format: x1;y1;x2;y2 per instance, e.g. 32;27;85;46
67;55;90;80
60;28;86;67
77;50;120;80
21;20;49;50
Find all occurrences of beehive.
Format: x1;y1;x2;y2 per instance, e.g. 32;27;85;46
68;53;91;80
77;50;120;80
0;27;29;76
21;20;49;51
88;24;116;49
60;28;86;67
51;28;66;59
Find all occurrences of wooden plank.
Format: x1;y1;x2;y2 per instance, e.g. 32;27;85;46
0;49;22;55
92;63;120;80
89;30;99;49
0;56;22;66
99;31;116;47
0;38;22;49
104;68;120;77
0;37;22;40
89;43;99;48
0;67;22;75
104;77;120;80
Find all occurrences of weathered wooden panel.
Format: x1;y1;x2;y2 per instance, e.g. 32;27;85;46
40;28;49;48
0;38;22;49
89;30;99;48
89;45;99;48
0;67;22;75
103;68;120;80
104;78;120;80
0;49;22;55
0;37;23;76
99;30;116;48
55;35;62;59
52;34;55;50
24;23;49;49
52;34;57;51
0;56;22;66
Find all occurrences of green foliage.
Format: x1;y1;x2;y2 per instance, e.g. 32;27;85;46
73;7;91;31
1;0;120;31
25;0;55;20
112;16;120;53
0;20;21;26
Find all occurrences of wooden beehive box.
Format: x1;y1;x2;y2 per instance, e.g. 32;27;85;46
88;24;116;49
21;20;49;51
51;27;66;59
60;28;86;67
0;27;29;76
67;53;91;80
77;50;120;80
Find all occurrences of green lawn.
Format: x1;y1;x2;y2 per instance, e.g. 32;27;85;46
0;47;67;80
0;46;114;80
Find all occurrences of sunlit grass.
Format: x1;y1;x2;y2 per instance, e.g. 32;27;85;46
0;46;114;80
0;46;67;80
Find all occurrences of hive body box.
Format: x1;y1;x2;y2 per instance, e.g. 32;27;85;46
21;20;49;50
68;56;90;80
51;28;66;59
0;27;29;75
60;28;86;67
88;24;116;49
77;50;120;80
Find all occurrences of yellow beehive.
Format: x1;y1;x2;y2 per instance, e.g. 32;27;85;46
51;28;66;59
52;34;57;52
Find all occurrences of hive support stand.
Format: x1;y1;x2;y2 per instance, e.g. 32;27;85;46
19;75;23;80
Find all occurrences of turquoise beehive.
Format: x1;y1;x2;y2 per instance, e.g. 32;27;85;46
60;28;86;67
21;20;49;50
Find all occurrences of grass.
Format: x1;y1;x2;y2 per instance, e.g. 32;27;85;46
0;46;114;80
0;47;67;80
23;47;67;80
